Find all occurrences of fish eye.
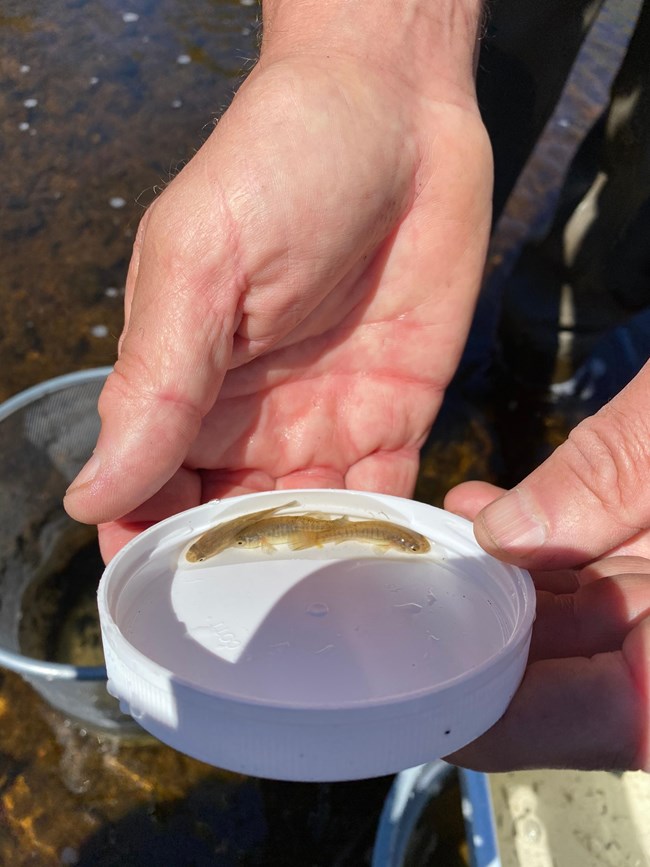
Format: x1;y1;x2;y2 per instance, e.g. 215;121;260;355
236;539;245;546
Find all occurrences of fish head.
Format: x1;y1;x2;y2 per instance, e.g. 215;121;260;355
185;536;230;562
185;546;205;563
396;533;431;554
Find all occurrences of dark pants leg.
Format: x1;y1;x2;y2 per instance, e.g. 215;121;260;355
492;0;650;390
570;0;650;327
477;0;604;219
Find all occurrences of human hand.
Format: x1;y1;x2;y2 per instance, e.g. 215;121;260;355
445;362;650;771
64;1;491;562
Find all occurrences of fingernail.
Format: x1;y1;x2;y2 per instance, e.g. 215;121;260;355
479;488;547;554
67;453;101;493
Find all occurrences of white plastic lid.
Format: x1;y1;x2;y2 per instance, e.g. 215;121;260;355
97;489;535;781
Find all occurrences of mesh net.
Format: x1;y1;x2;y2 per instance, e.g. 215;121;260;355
0;373;105;649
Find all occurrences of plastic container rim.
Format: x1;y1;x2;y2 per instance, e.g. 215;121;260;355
99;491;537;713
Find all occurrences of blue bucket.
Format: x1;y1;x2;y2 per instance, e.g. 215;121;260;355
372;762;500;866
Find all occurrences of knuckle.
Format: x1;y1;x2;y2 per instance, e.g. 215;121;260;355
563;409;649;529
143;180;242;294
144;195;187;257
138;197;208;297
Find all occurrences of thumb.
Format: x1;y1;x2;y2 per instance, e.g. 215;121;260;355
64;159;240;525
474;361;650;569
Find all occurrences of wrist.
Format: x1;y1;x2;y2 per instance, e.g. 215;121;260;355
261;0;484;107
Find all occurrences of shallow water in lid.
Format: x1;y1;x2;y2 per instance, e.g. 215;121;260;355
116;552;511;706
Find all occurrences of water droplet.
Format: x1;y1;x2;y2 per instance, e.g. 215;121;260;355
23;97;38;108
306;602;329;617
122;11;139;22
171;98;183;109
91;324;109;338
109;196;126;209
105;286;119;297
18;122;29;131
20;64;30;74
176;54;191;65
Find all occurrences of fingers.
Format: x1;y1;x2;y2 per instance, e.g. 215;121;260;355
449;475;650;654
198;467;346;502
603;527;650;560
95;466;201;562
444;480;572;591
531;571;650;661
345;447;421;498
447;558;650;773
471;362;650;569
64;149;242;525
63;362;220;526
98;521;152;564
196;447;422;502
443;480;505;520
578;555;650;583
445;482;579;591
446;638;645;772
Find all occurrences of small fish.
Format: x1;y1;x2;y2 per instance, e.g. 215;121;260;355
310;517;431;554
185;501;299;562
232;514;350;552
233;513;430;555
